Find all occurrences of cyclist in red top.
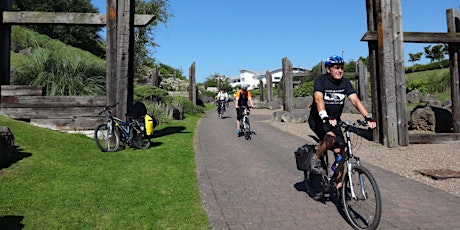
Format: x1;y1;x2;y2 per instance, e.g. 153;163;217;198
235;85;254;134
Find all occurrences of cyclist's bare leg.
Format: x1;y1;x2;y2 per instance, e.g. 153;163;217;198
333;148;343;189
313;133;336;160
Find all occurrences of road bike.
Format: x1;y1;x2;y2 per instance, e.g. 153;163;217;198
303;120;382;230
238;106;254;140
94;103;151;152
216;100;226;118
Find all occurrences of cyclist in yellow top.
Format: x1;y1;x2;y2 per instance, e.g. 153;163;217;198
235;85;254;134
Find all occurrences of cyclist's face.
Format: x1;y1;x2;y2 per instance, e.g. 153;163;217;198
328;65;344;80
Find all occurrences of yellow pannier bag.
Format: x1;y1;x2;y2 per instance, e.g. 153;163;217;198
144;114;154;136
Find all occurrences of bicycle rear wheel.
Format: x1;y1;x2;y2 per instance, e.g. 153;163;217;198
94;123;120;152
131;124;151;149
342;164;382;230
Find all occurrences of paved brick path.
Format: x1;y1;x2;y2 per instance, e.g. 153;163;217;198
194;107;460;230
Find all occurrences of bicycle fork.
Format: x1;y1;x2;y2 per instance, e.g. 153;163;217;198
346;160;368;200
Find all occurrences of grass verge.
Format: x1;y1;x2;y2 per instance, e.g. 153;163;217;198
0;113;208;229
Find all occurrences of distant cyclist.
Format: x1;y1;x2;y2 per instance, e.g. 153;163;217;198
235;85;254;134
215;88;229;114
309;55;376;190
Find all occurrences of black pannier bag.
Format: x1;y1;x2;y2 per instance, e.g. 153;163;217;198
294;144;316;171
131;101;147;119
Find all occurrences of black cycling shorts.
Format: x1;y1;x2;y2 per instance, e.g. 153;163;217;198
308;116;345;148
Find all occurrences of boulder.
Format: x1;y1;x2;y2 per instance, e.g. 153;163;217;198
406;89;421;103
410;106;435;131
293;96;313;109
281;109;309;123
271;111;289;122
0;126;15;168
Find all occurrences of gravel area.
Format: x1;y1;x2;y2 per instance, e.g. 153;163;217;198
252;108;460;197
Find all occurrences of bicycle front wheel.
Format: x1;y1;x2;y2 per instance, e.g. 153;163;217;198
243;118;251;140
342;164;382;230
94;123;120;152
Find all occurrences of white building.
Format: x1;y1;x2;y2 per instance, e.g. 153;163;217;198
229;67;309;90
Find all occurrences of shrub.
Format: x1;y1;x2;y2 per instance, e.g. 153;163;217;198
12;48;105;96
407;79;429;94
293;81;314;97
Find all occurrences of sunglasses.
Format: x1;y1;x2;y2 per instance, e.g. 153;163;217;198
331;66;344;70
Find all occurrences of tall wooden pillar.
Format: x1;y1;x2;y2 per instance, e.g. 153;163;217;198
447;9;460;133
0;0;12;87
282;57;293;112
259;79;264;102
106;0;117;110
189;62;196;105
357;60;369;101
367;0;407;147
115;0;135;119
265;71;273;102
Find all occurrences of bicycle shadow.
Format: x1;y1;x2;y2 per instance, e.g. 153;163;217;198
153;126;189;138
294;179;348;217
0;215;24;230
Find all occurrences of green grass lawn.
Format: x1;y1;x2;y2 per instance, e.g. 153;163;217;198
0;113;208;229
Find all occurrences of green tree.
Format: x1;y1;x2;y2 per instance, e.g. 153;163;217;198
408;52;423;65
12;0;105;58
204;73;232;92
344;59;356;72
134;0;172;80
424;44;446;62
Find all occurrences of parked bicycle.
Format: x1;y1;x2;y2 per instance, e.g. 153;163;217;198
216;100;226;118
94;103;151;152
297;120;381;230
238;106;254;140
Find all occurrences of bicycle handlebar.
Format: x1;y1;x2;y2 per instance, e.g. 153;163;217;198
98;103;119;115
339;119;369;128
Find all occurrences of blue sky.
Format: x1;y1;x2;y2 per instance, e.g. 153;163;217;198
91;0;460;83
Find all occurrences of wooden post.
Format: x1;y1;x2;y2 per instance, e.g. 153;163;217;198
115;0;135;119
259;79;264;102
447;9;460;132
357;60;369;101
282;57;293;112
369;0;407;147
106;0;117;110
0;0;12;87
320;61;326;75
265;71;273;102
151;67;160;87
189;62;196;105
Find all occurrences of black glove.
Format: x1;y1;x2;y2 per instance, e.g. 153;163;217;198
322;117;332;132
364;115;376;123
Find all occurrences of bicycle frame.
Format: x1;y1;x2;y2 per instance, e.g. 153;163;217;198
312;120;368;198
113;116;132;141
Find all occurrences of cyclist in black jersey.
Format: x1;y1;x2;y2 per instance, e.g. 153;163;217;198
308;55;376;190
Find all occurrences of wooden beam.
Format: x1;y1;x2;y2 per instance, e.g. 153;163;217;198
362;31;460;43
2;11;155;26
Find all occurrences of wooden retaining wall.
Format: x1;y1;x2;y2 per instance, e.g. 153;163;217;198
0;85;106;131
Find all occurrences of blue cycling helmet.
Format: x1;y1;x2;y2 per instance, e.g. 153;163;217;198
325;55;345;67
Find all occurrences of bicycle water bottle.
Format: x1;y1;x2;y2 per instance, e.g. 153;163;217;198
331;156;342;172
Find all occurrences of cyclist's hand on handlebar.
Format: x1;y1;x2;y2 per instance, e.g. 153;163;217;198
365;115;377;129
323;116;337;127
